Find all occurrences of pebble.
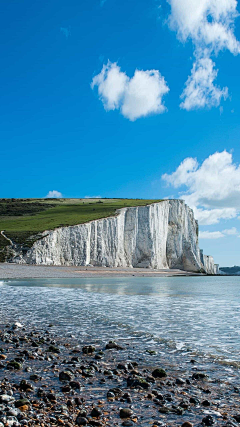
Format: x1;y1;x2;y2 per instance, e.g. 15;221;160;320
119;408;134;418
76;416;88;426
0;322;239;427
152;368;167;378
59;370;74;381
91;407;102;417
202;415;215;425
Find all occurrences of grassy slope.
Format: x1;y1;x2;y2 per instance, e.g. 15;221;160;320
0;199;163;257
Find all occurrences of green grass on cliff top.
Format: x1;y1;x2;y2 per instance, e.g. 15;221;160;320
0;198;163;246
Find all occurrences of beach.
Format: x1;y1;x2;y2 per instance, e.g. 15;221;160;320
0;319;240;427
0;264;202;279
1;276;240;426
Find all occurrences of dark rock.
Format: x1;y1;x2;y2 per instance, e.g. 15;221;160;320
108;388;123;397
46;392;56;402
176;378;185;385
82;345;95;354
69;380;81;390
59;370;74;381
48;345;60;353
120;408;133;418
189;396;198;404
19;380;34;391
7;360;22;370
179;400;189;409
61;385;71;392
76;415;88;426
82;367;95;377
172;406;184;415
106;341;123;350
192;372;208;380
117;363;128;370
202;399;211;406
91;407;102;418
233;415;240;423
29;374;40;381
127;375;150;389
202;415;214;425
146;375;155;383
152;368;167;378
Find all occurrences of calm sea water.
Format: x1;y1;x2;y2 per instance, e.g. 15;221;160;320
0;276;240;369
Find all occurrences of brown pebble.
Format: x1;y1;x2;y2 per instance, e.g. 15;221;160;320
0;354;7;360
182;423;193;427
19;405;29;412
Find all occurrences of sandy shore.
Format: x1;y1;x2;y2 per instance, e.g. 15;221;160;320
0;263;203;279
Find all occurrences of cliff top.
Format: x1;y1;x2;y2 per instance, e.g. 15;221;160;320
0;198;163;260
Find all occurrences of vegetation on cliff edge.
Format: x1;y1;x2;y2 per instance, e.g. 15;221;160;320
0;198;163;260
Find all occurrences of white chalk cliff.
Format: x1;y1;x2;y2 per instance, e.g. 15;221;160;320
12;200;217;274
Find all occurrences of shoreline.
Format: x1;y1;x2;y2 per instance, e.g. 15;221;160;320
0;321;239;427
0;263;204;279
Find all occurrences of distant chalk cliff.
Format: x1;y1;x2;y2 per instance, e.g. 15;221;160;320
9;200;218;274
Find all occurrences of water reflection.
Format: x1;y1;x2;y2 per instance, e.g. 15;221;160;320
1;276;240;363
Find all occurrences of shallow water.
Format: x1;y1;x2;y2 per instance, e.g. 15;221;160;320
1;276;240;368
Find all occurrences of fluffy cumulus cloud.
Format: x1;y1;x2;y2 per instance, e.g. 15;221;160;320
180;56;228;110
91;61;169;121
162;150;240;225
46;190;63;199
168;0;240;53
167;0;240;109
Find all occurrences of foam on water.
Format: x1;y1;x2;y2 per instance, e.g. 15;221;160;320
0;276;240;369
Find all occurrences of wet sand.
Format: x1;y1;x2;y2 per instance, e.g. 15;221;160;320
0;264;202;279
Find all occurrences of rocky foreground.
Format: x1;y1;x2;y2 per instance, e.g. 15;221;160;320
0;322;239;427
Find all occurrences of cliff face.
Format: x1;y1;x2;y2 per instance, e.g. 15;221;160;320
200;251;219;275
12;200;216;274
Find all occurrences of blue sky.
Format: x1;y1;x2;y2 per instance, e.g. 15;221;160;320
1;0;240;266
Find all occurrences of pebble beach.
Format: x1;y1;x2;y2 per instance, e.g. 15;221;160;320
0;320;240;427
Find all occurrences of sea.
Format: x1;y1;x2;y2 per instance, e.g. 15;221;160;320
1;276;240;378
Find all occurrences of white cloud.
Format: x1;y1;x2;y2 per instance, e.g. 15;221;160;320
167;0;240;109
199;227;238;239
162;150;240;225
199;230;224;239
168;0;240;53
91;61;169;121
91;62;127;111
193;207;236;225
46;190;63;199
180;56;228;110
222;226;238;235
